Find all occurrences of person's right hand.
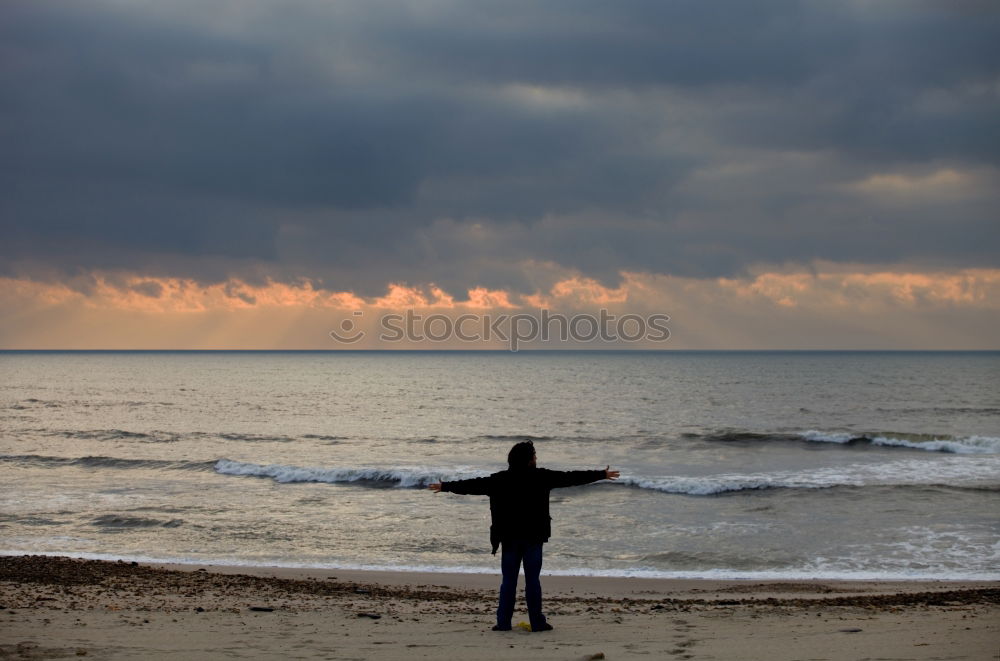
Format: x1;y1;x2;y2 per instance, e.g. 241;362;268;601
604;466;620;480
428;482;443;492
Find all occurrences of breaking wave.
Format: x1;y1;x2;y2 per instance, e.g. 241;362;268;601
795;430;1000;454
617;457;1000;495
213;459;486;487
6;453;996;496
700;430;1000;454
213;457;999;495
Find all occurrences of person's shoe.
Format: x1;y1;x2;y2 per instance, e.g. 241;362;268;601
491;625;512;631
531;623;554;632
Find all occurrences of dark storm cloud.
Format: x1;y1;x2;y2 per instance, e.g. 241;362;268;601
1;0;998;295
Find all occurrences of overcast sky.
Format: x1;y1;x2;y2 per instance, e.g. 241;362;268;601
1;0;998;348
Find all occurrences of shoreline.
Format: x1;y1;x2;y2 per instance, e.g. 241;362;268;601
2;555;998;660
150;561;1000;602
3;550;997;584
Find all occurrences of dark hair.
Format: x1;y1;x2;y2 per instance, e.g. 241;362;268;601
507;441;535;469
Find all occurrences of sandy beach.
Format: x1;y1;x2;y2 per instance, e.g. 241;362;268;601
1;556;997;660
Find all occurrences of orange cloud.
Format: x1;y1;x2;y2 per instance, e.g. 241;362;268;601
529;276;630;307
831;270;998;306
28;276;368;313
1;266;998;349
717;272;813;307
372;284;434;309
465;287;516;309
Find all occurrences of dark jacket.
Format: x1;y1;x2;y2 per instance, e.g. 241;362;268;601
441;467;606;554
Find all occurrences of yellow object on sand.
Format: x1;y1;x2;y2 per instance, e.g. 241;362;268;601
516;621;532;631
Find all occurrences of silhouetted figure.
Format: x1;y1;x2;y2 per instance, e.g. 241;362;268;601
429;440;619;632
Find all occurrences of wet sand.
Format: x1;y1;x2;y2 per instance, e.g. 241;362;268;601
1;555;997;660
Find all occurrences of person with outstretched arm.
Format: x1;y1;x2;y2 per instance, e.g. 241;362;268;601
428;440;620;632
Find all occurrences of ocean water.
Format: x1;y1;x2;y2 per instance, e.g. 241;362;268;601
1;350;998;580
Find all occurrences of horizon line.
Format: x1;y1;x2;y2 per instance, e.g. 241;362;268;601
2;348;998;354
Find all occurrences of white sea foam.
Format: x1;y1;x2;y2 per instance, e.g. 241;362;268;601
620;456;1000;494
215;457;1000;494
214;459;487;487
797;430;1000;454
830;526;1000;574
10;450;998;494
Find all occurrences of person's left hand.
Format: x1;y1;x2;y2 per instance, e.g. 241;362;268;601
428;482;443;492
604;466;620;480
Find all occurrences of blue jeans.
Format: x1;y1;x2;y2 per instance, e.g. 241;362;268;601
497;540;546;630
